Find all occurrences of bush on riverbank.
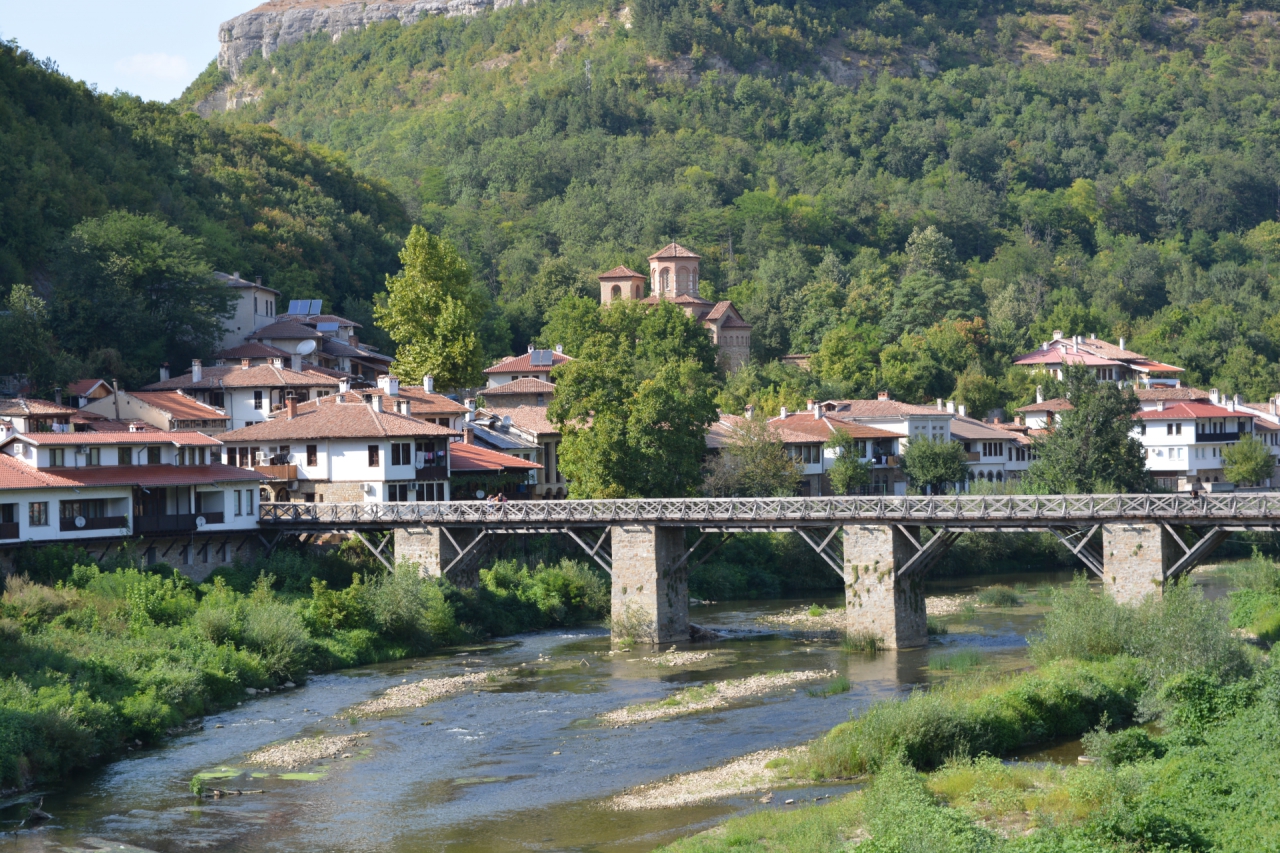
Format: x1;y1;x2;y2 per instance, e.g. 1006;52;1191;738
0;551;608;790
1226;549;1280;643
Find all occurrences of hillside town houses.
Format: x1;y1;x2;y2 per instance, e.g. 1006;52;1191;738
3;264;1280;575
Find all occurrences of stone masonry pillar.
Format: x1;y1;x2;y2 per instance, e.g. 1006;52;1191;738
393;526;487;588
610;524;688;645
844;524;927;650
1101;523;1173;605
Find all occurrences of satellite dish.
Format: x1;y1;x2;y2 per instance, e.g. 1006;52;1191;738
475;490;485;499
196;516;207;528
296;339;317;356
74;516;86;528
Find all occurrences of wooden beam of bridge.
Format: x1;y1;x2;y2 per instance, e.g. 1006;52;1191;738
259;493;1280;530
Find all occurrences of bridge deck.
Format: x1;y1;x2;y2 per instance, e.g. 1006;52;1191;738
259;493;1280;530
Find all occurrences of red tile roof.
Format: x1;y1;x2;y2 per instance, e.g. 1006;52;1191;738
216;342;292;360
51;463;266;488
478;406;559;436
127;391;227;421
0;454;81;489
1016;398;1075;413
1134;403;1253;420
769;412;902;440
5;431;221;447
948;417;1011;441
215;271;280;294
483;351;573;375
1134;387;1211;401
219;392;460;442
0;398;79;417
66;379;109;396
481;377;557;396
143;364;342;391
1127;359;1184;374
448;442;542;473
389;386;469;415
819;399;949;418
1013;349;1125;367
648;242;700;260
599;266;645;279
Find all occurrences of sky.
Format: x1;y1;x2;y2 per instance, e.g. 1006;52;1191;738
0;0;254;101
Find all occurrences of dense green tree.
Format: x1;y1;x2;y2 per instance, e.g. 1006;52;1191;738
548;301;720;497
53;212;231;387
1026;365;1151;494
1223;436;1276;487
901;437;969;495
812;321;882;392
376;226;487;391
702;417;802;498
0;285;58;393
501;256;595;353
825;434;873;496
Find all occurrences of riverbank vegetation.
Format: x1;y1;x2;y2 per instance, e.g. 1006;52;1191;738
663;572;1269;852
0;547;607;791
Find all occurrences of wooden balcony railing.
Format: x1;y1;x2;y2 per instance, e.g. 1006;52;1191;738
59;515;130;533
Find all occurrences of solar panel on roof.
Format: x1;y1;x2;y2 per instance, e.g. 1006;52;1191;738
287;299;309;315
531;350;553;366
316;322;340;332
309;299;323;315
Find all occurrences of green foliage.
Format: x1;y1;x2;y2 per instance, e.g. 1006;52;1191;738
702;416;802;497
902;436;969;494
548;299;720;497
976;585;1021;607
1080;721;1165;766
0;41;408;394
825;433;873;496
1027;365;1151;494
376;225;488;391
1223;434;1276;486
689;532;839;600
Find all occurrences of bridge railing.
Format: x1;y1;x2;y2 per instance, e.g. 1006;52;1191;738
258;493;1280;526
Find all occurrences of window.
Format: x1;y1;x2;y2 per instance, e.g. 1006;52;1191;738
391;442;411;466
29;502;48;527
307;445;318;467
61;499;106;520
368;444;380;467
147;446;161;465
118;447;133;466
49;448;65;467
234;490;242;516
1176;423;1182;435
246;489;253;515
1140;422;1147;435
1167;423;1173;436
210;391;225;409
253;390;263;411
238;447;250;467
85;447;100;466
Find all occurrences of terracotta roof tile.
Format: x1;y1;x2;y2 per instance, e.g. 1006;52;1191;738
1134;387;1211;401
478;406;559;436
0;455;81;489
66;379;108;396
214;271;280;294
948;417;1010;441
599;266;645;279
51;463;266;488
388;387;469;416
449;442;542;472
126;392;227;421
143;364;342;391
5;431;220;447
219;393;460;442
647;242;700;260
818;399;948;418
276;313;362;328
483;351;573;375
770;413;902;440
1016;398;1075;413
216;342;291;360
481;378;557;396
1134;403;1253;420
0;398;79;417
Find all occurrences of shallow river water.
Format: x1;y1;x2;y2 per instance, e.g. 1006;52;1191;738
1;569;1220;853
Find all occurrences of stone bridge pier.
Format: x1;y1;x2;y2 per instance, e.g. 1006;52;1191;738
394;526;496;588
610;524;689;645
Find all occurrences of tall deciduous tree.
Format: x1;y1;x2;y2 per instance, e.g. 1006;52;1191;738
376;225;487;391
825;433;873;495
901;436;969;494
1026;364;1151;494
1223;435;1275;487
0;285;58;392
54;212;230;386
703;416;802;497
547;300;720;498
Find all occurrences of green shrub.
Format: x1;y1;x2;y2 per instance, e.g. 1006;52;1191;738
1;575;80;630
804;658;1146;778
976;585;1021;607
929;649;985;673
857;759;999;853
303;575;372;635
367;563;462;652
1081;716;1165;765
242;602;310;681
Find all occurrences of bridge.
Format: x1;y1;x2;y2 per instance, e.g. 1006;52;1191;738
260;493;1280;648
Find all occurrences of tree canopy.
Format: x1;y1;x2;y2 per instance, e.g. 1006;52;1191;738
1223;435;1276;487
901;436;969;495
703;416;803;498
546;300;720;498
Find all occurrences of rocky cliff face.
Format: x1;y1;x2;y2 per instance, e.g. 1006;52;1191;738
218;0;534;78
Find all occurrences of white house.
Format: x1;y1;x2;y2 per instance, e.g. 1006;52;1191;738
484;347;572;388
1131;400;1259;491
143;358;343;430
216;272;280;352
80;390;230;434
218;388;461;503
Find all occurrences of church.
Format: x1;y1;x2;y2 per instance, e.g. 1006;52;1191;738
597;243;752;372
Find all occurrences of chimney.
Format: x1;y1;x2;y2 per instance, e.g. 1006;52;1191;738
1073;337;1079;353
780;406;788;418
290;353;301;372
806;399;814;411
160;363;170;382
466;398;476;413
1119;336;1126;351
744;404;754;419
370;394;383;413
1234;393;1241;405
527;343;535;353
936;398;943;410
424;375;434;394
397;399;410;415
54;387;62;407
877;390;890;401
286;396;297;419
1210;388;1220;405
1156;399;1164;411
1052;330;1063;340
1016;415;1024;426
1036;385;1043;404
338;378;351;394
1271;396;1277;417
233;271;240;281
241;358;251;370
958;404;967;418
463;425;475;444
272;357;285;369
1228;399;1236;413
814;405;821;419
255;276;262;287
555;344;563;354
992;416;1000;424
946;401;955;414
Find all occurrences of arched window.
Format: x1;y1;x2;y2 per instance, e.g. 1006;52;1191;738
996;471;1004;483
660;268;670;291
677;266;690;291
611;284;622;300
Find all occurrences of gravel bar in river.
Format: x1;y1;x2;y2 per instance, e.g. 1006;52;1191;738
246;732;370;769
608;747;799;809
351;669;509;716
601;670;838;724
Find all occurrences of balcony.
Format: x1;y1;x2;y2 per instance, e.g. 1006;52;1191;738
255;464;298;481
966;452;981;462
1196;431;1241;444
415;465;449;481
871;455;899;467
0;522;18;540
58;515;130;533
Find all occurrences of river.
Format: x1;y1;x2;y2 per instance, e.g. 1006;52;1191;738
1;569;1219;852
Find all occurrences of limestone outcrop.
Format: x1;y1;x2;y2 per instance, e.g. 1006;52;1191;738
218;0;535;78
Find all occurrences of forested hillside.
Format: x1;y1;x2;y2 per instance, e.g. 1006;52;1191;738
0;42;409;389
186;0;1280;412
